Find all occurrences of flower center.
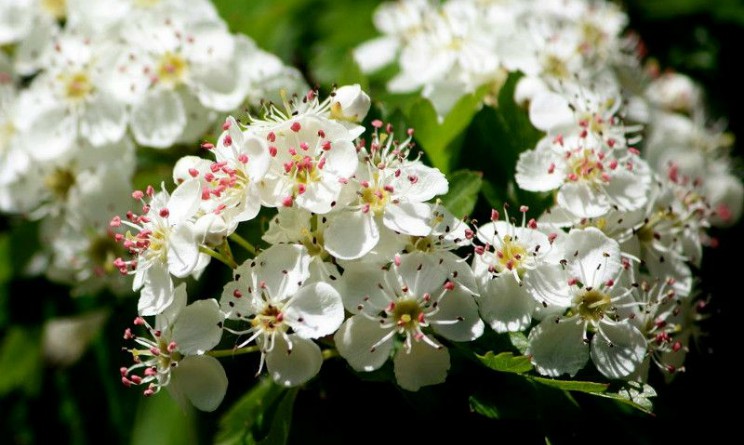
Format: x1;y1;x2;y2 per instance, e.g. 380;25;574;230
543;54;569;79
566;149;605;183
496;235;527;274
41;0;67;20
252;304;286;333
88;235;125;275
44;168;76;200
61;71;94;102
156;52;188;86
574;289;611;321
360;186;389;214
391;299;423;331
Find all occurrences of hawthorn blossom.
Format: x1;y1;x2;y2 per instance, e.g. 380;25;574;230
112;180;202;316
525;228;647;379
334;252;483;391
220;244;344;387
472;206;555;333
324;122;448;260
121;284;227;412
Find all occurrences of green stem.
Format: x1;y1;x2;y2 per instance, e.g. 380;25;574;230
207;345;261;358
229;233;257;255
199;245;238;269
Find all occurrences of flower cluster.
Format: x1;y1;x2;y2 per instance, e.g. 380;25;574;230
0;0;737;424
0;0;304;295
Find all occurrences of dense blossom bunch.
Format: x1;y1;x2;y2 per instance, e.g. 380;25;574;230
0;0;740;425
0;0;304;295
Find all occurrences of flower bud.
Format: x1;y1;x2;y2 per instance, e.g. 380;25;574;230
330;84;371;123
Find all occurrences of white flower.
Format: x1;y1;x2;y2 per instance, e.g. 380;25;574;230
112;179;202;316
220;244;344;387
472;206;554;333
121;284;227;412
107;14;247;147
525;228;647;379
14;33;128;161
324;123;448;260
253;113;359;214
516;133;652;218
334;252;483;391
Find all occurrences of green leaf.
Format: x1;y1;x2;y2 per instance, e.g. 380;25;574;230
477;351;534;374
130;390;198;445
0;234;10;328
337;56;368;92
595;381;656;415
508;332;530;355
408;86;488;173
468;394;501;419
528;377;609;394
440;170;483;218
0;327;42;396
215;378;287;445
256;388;298;445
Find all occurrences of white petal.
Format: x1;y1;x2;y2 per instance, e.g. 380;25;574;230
80;93;127;146
398;164;448;202
156;282;187;331
477;275;535;333
137;263;175;316
336;262;391;312
429;288;484;342
527;317;589;377
605;169;650;212
167;223;200;278
321;139;358;179
529;91;574;132
190;59;246;111
560;227;622;288
256;244;311;301
393;339;450;391
130;89;186;148
591;320;647;380
383;201;433;236
523;264;572;308
353;36;399;73
556;182;609;218
172;299;224;355
265;334;322;387
29;106;76;161
334;315;393;372
285;282;344;339
515;144;564;192
324;211;380;260
169;355;227;412
168;179;202;223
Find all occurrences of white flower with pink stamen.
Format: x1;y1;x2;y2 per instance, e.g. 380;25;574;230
472;206;555;333
111;179;202;316
324;121;448;260
334;251;483;391
516;133;652;218
252;113;359;214
525;228;647;379
173;117;271;243
220;244;344;387
121;283;227;412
